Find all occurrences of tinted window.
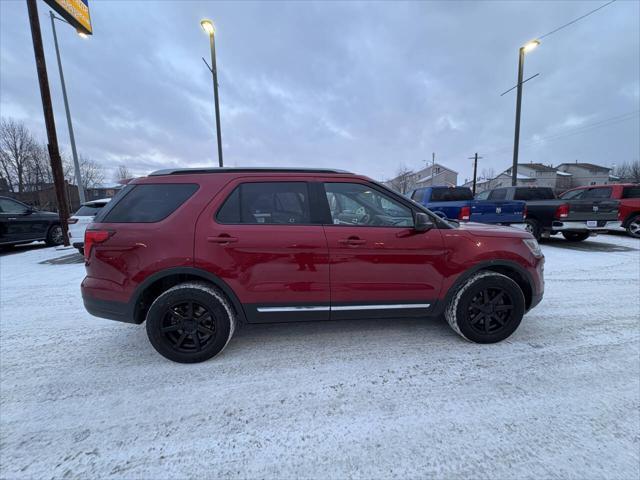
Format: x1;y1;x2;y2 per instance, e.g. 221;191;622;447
622;186;640;199
475;190;490;200
430;187;473;201
581;187;612;199
75;203;107;216
324;182;413;227
217;182;311;224
488;189;507;201
102;184;198;223
0;198;28;214
411;188;425;201
514;188;556;200
559;189;584;200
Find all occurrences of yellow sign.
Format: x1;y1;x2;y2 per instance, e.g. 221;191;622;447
44;0;92;35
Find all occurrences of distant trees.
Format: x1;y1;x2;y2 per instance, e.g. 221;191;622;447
389;165;416;194
0;117;105;192
114;165;132;182
613;161;640;183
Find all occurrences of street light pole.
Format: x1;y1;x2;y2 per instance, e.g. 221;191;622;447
201;19;223;168
511;40;540;186
50;11;85;203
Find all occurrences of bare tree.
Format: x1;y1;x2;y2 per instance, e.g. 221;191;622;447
389;165;416;194
63;154;105;189
480;167;495;181
0;118;37;192
114;165;132;182
613;161;640;183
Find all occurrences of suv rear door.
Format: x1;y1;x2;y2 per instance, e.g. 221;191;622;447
195;179;330;323
320;180;445;319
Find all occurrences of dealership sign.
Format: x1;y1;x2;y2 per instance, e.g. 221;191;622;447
44;0;92;35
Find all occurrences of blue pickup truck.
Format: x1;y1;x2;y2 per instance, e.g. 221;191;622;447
409;186;526;225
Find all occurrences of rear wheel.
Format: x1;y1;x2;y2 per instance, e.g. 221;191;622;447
561;231;590;242
146;282;236;363
626;214;640;238
524;218;541;240
45;224;63;246
445;271;525;343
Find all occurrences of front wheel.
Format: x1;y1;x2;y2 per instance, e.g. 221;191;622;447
561;231;590;242
146;282;236;363
445;271;525;343
626;214;640;238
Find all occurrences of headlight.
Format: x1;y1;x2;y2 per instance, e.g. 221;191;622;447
523;238;543;257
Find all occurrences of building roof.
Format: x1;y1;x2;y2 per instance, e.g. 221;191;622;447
556;171;572;176
518;163;557;172
556;162;611;172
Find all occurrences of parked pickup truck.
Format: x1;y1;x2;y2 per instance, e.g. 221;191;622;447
409;186;526;225
559;183;640;238
476;186;620;241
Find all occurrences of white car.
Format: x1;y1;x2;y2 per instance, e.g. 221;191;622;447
68;198;111;254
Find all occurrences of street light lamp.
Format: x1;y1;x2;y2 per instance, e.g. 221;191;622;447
201;18;223;167
511;39;540;186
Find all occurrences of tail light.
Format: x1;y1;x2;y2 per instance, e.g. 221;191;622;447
554;204;570;219
84;230;113;262
67;217;78;224
523;206;527;219
458;206;471;221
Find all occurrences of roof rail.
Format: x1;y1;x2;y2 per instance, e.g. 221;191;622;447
148;167;352;176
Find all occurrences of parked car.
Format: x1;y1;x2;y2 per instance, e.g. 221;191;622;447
559;184;640;238
82;168;544;363
476;186;620;241
68;198;111;254
0;196;63;248
409;186;526;225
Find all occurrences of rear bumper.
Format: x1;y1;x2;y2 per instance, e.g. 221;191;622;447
82;294;135;324
551;220;621;232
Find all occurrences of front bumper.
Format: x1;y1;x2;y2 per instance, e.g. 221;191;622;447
551;220;621;232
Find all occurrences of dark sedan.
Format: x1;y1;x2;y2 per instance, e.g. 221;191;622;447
0;196;63;247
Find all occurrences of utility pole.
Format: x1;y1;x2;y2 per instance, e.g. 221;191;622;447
431;152;435;186
27;0;70;245
50;10;85;204
468;153;483;195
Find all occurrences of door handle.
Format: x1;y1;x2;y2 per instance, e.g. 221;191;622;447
339;236;366;246
207;235;238;244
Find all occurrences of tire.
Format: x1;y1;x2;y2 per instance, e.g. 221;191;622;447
561;231;590;242
626;214;640;239
445;271;525;344
45;224;63;246
145;282;236;363
524;218;541;240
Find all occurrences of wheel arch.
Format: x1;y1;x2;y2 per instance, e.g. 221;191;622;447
442;260;534;312
130;267;247;325
623;210;640;227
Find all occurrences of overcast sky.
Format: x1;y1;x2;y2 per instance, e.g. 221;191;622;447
1;0;639;184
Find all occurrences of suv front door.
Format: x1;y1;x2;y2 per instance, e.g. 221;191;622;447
0;198;45;245
195;179;330;323
320;181;446;319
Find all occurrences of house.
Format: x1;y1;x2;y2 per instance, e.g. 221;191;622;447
413;163;458;188
385;163;458;194
556;162;612;187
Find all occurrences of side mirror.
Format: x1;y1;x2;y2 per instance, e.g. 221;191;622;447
414;212;434;232
25;207;35;215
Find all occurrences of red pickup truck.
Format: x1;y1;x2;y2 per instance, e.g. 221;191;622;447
560;184;640;238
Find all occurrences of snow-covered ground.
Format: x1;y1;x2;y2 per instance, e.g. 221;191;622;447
1;234;639;479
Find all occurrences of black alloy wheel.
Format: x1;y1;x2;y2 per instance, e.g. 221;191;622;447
161;300;216;353
467;287;515;336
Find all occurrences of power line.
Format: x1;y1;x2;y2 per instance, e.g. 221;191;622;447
484;110;639;155
538;0;617;40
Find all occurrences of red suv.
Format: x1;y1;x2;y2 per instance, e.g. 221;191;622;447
82;168;544;363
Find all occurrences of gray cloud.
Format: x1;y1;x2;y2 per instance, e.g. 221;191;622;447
1;0;638;183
